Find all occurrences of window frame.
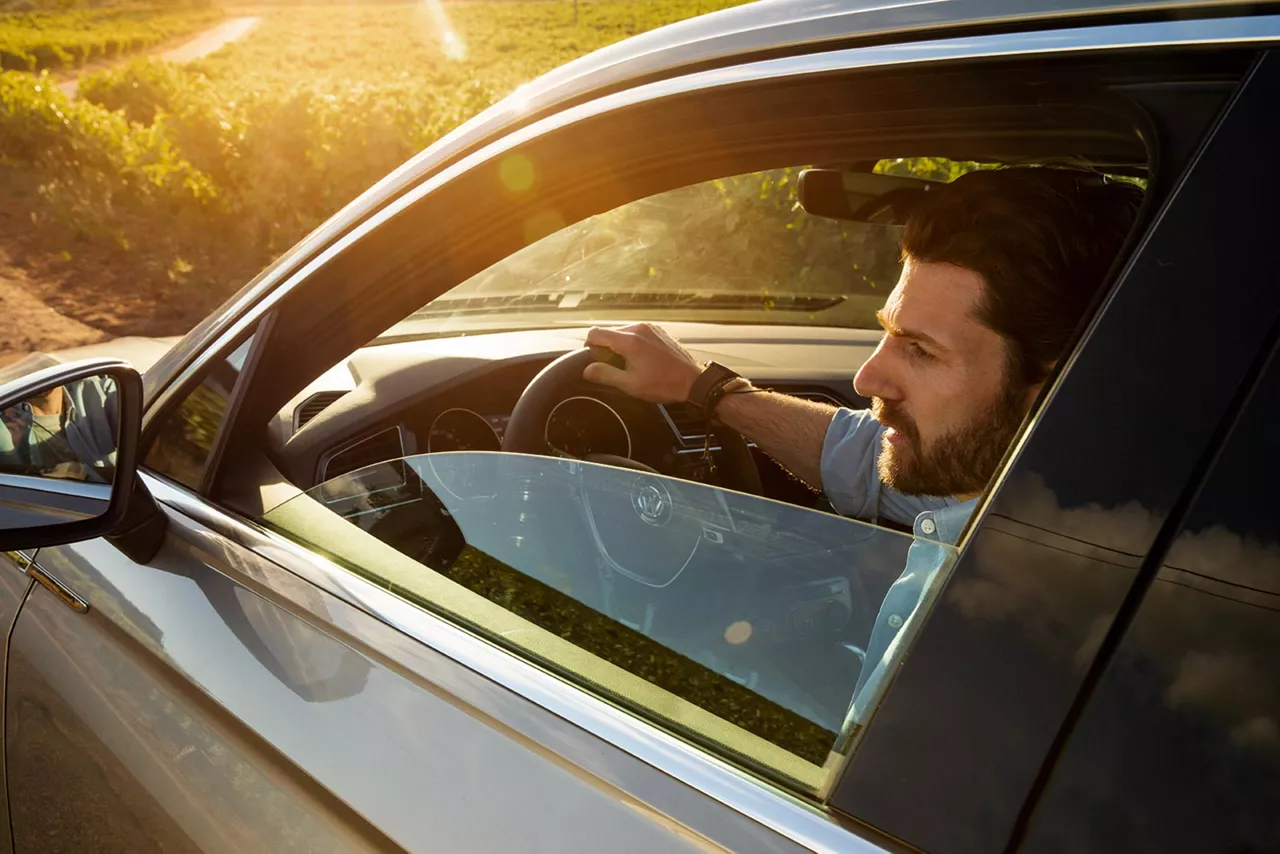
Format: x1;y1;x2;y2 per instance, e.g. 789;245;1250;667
139;323;260;493
135;19;1280;852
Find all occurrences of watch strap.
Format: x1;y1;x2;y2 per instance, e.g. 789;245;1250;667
686;361;741;419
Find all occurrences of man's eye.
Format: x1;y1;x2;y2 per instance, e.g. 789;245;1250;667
908;342;935;361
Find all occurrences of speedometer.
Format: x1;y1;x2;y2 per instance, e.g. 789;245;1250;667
545;396;632;459
427;408;501;453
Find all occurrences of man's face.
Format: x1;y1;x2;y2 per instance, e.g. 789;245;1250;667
853;258;1036;499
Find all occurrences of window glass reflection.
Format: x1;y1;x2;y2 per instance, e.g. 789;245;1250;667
0;376;119;484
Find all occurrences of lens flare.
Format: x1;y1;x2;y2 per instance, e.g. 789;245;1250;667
420;0;466;61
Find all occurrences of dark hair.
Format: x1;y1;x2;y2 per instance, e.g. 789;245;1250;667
901;167;1144;385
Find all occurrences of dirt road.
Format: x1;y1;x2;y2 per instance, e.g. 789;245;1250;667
57;16;260;98
0;254;107;367
4;16;262;366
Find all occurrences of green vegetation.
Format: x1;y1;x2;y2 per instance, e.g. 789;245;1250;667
0;7;222;71
0;0;750;325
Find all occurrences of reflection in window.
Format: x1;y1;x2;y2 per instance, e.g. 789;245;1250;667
263;453;958;791
144;337;253;491
0;376;119;484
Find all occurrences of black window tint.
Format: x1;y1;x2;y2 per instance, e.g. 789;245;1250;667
1024;336;1280;853
143;337;253;490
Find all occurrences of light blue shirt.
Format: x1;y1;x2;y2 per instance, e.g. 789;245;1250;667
820;407;977;728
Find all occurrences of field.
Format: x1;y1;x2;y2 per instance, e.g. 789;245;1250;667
0;0;750;348
0;7;223;71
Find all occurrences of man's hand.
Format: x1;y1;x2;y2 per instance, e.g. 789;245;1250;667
582;323;703;404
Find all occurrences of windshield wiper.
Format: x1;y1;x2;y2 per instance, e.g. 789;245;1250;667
408;291;847;319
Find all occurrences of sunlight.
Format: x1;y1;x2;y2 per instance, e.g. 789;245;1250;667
421;0;467;61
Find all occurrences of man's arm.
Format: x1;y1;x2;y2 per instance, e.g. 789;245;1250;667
582;324;836;489
712;389;834;489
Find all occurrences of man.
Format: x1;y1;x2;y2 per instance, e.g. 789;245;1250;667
0;357;119;484
582;167;1143;722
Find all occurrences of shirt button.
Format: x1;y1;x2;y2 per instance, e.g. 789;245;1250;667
920;518;937;536
888;614;904;629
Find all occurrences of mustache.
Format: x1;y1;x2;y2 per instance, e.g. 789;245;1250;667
871;398;920;444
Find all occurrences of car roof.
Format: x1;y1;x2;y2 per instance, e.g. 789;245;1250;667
329;0;1268;242
378;0;1262;185
143;0;1269;404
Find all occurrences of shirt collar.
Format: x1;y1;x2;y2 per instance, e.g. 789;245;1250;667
913;498;978;545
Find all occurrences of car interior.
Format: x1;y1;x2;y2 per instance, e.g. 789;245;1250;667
143;52;1256;789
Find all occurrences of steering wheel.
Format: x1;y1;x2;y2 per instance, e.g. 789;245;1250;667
503;348;762;496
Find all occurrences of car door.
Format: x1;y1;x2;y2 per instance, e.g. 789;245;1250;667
0;549;31;854
829;47;1280;854
3;21;1277;854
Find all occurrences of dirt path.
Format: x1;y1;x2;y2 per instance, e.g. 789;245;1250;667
0;253;107;368
2;16;262;366
57;16;261;97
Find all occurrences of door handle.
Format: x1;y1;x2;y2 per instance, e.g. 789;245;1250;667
28;564;89;614
3;550;33;572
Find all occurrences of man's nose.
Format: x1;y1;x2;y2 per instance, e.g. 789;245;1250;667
854;341;900;401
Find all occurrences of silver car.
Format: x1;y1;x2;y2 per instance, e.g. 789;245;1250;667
2;1;1279;851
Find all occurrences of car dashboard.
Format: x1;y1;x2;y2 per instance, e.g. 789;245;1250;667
269;322;880;505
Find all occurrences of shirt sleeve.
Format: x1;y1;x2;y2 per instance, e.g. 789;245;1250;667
820;407;955;525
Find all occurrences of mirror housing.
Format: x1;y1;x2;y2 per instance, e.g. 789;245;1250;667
797;169;937;224
0;358;145;552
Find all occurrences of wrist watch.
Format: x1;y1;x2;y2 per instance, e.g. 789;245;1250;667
686;361;742;420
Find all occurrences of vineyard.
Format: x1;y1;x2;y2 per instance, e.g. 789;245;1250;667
0;0;749;341
0;7;222;71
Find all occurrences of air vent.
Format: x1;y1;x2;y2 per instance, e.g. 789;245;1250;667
660;401;710;446
294;391;347;430
321;427;405;481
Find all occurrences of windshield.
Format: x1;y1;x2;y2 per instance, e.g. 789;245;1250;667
382;168;903;341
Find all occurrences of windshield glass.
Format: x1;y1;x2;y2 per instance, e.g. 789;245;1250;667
262;452;957;789
382;168;903;341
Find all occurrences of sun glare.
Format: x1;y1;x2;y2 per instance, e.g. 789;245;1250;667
421;0;467;61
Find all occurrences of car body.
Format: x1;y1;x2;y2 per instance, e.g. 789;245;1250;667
1;1;1279;851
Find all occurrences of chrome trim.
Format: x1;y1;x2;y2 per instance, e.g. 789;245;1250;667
0;473;113;501
657;403;703;447
426;408;501;454
142;15;1280;434
141;472;887;854
27;564;89;614
0;357;128;407
2;551;33;573
545;396;633;460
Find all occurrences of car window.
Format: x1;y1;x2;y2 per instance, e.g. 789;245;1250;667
382;167;907;341
262;452;958;792
144;336;254;491
1023;335;1280;852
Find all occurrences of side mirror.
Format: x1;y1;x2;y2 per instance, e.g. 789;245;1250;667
0;359;143;552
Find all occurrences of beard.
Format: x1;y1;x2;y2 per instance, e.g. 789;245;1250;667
872;381;1028;498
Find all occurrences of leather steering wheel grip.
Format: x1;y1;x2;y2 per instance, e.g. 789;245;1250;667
502;348;762;496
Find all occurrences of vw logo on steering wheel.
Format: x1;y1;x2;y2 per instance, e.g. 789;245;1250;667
630;476;673;526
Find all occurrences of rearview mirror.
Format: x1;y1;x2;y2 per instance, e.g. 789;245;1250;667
797;169;937;224
0;359;143;552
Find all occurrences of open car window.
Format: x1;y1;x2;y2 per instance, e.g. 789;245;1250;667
262;452;958;791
